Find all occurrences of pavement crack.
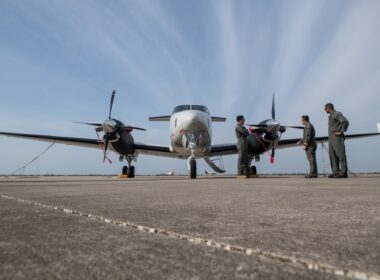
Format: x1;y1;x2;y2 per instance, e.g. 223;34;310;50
1;194;379;280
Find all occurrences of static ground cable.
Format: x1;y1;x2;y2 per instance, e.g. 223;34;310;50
10;142;56;175
1;194;379;280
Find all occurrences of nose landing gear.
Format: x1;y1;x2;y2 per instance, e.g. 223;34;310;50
188;158;197;179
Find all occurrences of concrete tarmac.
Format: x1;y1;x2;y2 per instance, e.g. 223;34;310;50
0;175;379;280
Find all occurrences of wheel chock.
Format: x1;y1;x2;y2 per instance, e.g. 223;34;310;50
236;174;259;179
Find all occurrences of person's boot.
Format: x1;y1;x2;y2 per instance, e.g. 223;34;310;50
336;173;348;178
328;173;339;178
305;174;318;178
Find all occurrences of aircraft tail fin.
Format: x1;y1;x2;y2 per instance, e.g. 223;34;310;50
377;123;380;133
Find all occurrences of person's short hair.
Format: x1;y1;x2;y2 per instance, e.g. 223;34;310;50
236;115;245;122
325;103;334;110
301;115;309;122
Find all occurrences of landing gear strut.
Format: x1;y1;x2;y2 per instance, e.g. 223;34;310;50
189;159;197;179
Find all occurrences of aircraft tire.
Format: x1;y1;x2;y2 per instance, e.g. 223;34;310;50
251;165;257;175
122;166;128;175
190;159;197;179
128;166;135;178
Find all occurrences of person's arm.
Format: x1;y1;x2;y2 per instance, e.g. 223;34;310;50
337;113;349;133
303;126;311;147
333;113;349;136
236;125;249;137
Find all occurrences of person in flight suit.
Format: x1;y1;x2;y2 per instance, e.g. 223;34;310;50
235;115;250;177
324;103;349;178
298;115;318;178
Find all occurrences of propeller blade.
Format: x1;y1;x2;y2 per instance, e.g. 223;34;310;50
283;125;304;130
103;136;109;163
122;126;147;132
270;139;275;164
271;92;275;120
246;124;267;128
108;90;116;119
129;126;146;131
74;121;103;127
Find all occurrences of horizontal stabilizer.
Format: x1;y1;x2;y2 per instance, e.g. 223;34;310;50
211;116;226;122
149;116;171;121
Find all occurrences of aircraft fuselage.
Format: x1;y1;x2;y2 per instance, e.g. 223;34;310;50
169;109;212;158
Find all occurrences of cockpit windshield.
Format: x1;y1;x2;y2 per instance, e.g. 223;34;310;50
172;105;191;114
191;105;210;114
172;105;210;115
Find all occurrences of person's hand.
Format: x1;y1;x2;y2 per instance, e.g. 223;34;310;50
303;145;307;150
334;131;343;136
297;140;302;145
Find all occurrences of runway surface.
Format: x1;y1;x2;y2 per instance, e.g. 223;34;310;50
0;175;379;280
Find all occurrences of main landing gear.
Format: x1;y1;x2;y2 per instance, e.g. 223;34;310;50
121;155;136;178
122;165;135;178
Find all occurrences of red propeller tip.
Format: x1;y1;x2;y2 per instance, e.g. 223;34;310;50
270;157;275;164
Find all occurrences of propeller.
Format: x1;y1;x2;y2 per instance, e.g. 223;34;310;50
74;90;146;163
246;94;304;164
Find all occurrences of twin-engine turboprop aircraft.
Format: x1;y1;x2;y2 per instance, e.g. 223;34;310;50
1;91;379;178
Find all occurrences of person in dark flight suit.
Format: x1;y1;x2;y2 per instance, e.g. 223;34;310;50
235;115;250;177
298;115;318;178
324;103;349;178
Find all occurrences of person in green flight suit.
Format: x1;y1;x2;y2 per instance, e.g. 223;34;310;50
324;103;349;178
298;115;318;178
235;115;250;177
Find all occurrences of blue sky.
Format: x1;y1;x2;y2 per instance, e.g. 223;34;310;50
0;0;379;175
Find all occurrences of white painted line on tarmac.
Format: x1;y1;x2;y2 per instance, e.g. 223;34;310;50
1;194;379;280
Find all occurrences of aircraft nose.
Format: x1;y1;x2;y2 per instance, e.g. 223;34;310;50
184;111;208;132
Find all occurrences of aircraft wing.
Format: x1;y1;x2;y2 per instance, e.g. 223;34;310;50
206;132;380;156
0;131;177;157
207;144;237;156
278;132;380;149
0;131;101;149
133;143;178;158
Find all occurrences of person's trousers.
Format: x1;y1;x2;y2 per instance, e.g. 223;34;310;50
237;149;250;175
306;143;318;175
329;136;348;174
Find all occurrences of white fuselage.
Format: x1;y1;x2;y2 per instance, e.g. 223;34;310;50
169;110;212;158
